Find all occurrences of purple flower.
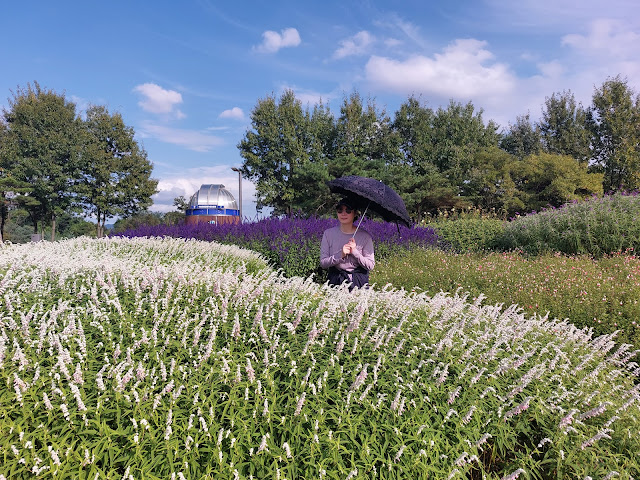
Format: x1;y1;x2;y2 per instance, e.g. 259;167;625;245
114;217;442;281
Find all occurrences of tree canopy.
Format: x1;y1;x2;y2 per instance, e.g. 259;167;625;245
589;76;640;192
539;91;591;162
2;82;83;240
4;75;640;237
0;82;158;241
239;77;640;221
80;105;158;237
238;90;312;216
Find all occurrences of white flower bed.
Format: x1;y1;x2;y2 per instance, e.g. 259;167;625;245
0;237;638;479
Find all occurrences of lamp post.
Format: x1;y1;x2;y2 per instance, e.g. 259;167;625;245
231;167;243;222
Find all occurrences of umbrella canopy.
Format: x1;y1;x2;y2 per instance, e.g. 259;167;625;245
327;175;412;227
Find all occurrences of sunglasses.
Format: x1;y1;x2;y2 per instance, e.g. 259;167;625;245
336;207;353;214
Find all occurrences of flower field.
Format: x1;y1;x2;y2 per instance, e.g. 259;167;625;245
116;217;442;282
1;237;640;479
371;248;640;349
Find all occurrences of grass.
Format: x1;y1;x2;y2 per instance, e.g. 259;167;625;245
493;192;640;257
420;206;507;253
371;248;640;349
4;193;640;478
399;193;640;351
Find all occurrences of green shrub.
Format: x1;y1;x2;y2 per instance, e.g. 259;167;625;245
429;217;505;252
420;206;506;252
494;192;640;256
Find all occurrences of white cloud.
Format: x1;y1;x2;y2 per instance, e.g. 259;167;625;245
133;83;184;116
562;19;640;61
375;15;429;50
536;60;565;79
138;122;224;152
70;95;90;115
365;38;516;99
218;107;245;120
333;31;374;59
254;27;301;53
483;0;639;31
394;18;427;47
384;38;402;49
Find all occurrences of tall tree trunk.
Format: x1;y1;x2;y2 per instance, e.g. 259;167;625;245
51;214;56;242
0;205;5;244
96;210;103;238
0;195;6;243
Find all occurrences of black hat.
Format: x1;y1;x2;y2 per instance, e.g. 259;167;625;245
336;197;356;210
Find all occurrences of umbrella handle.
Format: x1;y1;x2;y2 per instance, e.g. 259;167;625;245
352;202;370;238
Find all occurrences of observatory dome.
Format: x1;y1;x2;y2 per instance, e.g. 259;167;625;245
185;184;240;225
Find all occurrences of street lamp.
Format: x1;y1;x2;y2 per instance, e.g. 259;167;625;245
231;167;243;222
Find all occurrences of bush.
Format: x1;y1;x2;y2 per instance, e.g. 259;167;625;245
420;206;506;252
494;192;640;256
429;217;505;252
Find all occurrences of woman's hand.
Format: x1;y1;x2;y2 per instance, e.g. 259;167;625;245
342;238;356;257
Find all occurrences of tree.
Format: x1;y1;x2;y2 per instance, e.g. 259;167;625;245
511;153;603;212
499;113;541;159
238;90;312;216
0;121;32;242
393;96;436;172
384;162;460;220
0;176;34;243
464;147;524;216
538;90;591;162
112;211;164;233
173;195;189;212
391;97;462;216
40;211;97;239
589;76;640;192
237;90;508;219
2;82;83;240
392;98;500;211
80;105;158;237
2;209;33;243
430;100;500;189
331;92;400;180
291;101;334;215
163;211;185;226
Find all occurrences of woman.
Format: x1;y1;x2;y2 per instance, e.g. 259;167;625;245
320;198;375;289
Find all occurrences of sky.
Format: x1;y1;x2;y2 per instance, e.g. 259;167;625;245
2;0;640;220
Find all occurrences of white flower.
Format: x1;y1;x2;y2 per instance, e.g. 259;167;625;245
257;433;270;454
394;445;406;462
295;392;306;416
282;442;292;458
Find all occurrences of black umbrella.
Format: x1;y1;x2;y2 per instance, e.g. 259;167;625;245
327;175;412;228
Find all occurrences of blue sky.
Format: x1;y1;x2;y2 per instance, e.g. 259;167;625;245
2;0;639;220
